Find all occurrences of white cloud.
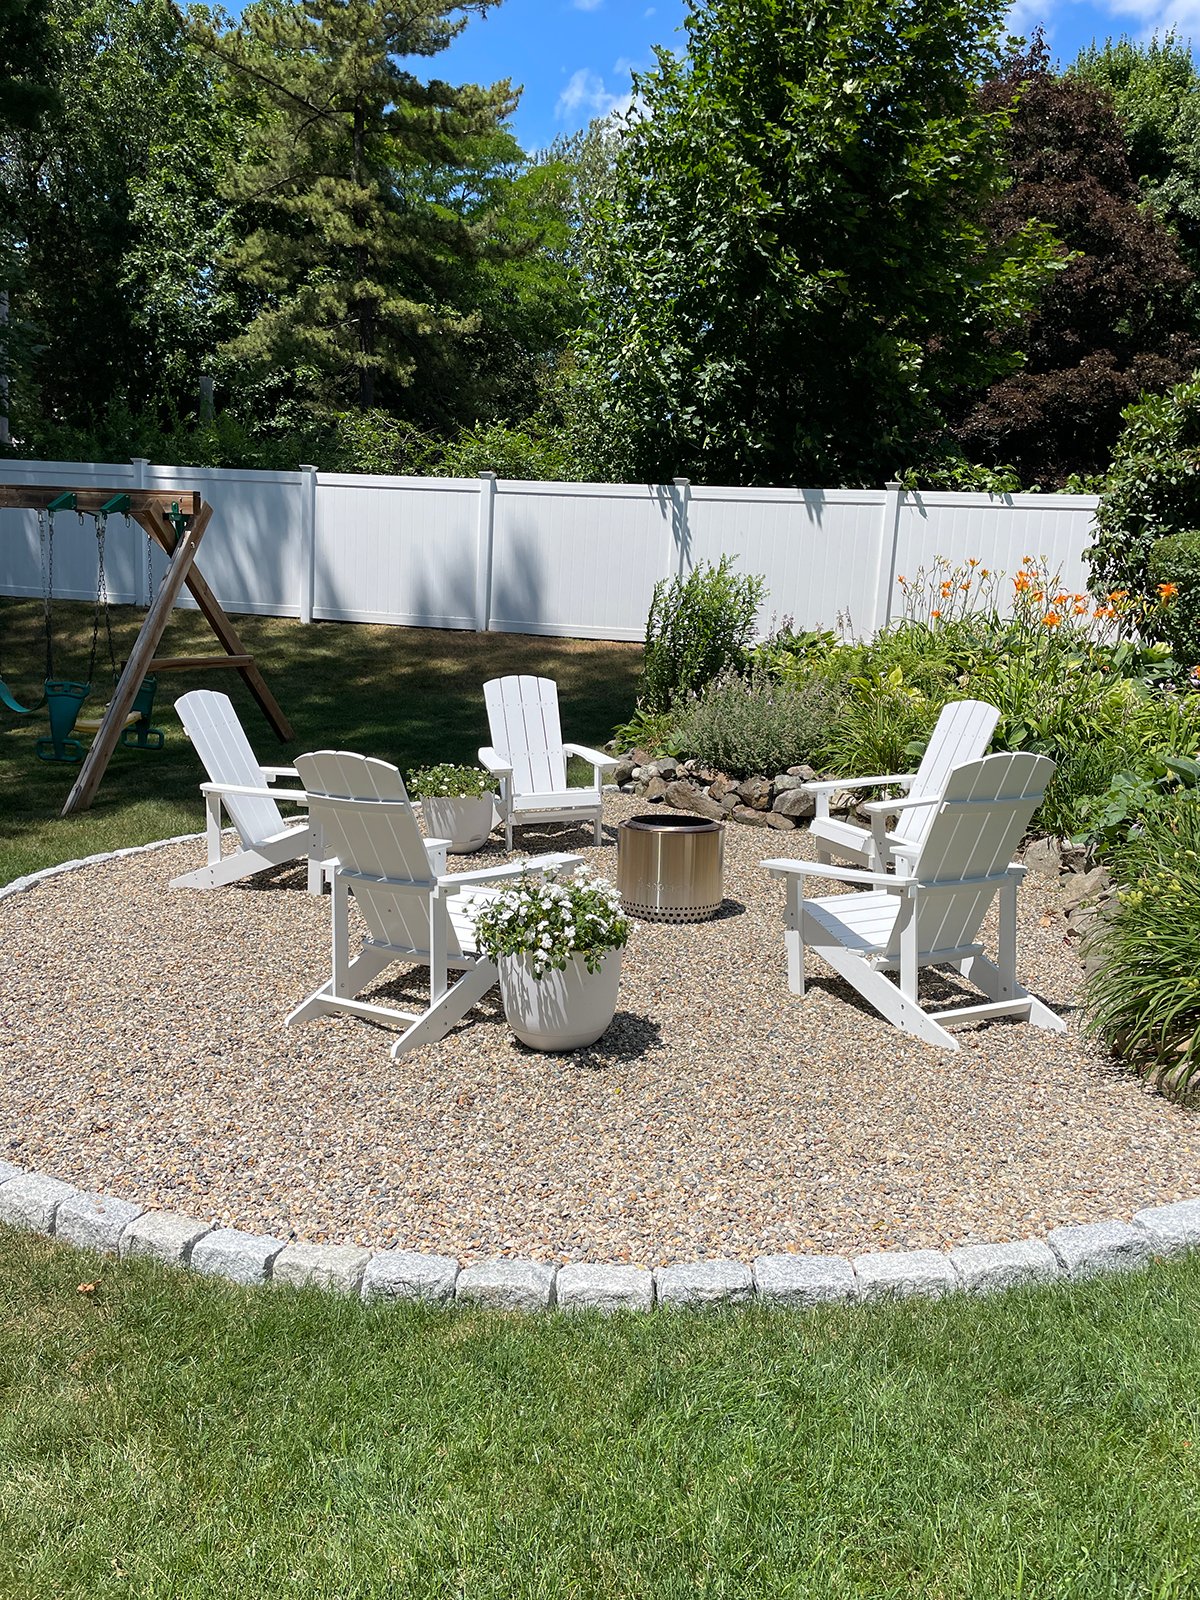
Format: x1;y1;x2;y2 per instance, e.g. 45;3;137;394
644;6;656;14
1007;0;1200;45
572;0;605;11
555;67;635;120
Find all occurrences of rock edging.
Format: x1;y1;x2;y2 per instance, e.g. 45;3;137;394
2;1159;1198;1313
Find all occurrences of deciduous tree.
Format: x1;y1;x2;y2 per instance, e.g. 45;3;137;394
572;0;1058;487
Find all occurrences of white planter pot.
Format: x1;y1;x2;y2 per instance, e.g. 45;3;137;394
421;793;497;854
498;948;623;1052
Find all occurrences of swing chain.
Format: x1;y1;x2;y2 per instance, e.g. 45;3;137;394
88;511;119;687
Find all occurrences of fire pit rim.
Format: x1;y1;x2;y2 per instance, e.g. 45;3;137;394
621;813;724;834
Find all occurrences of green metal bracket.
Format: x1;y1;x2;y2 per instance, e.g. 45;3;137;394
46;492;77;513
99;493;132;516
167;500;187;541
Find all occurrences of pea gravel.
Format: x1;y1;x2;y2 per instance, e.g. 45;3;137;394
2;794;1197;1267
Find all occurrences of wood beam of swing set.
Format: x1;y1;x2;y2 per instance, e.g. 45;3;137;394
1;482;294;816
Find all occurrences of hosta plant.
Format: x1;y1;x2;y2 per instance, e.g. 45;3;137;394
473;868;630;978
407;763;495;799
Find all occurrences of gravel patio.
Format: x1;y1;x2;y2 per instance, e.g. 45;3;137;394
2;792;1198;1266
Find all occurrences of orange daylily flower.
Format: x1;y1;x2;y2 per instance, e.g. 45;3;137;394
1013;574;1031;593
1159;582;1179;599
1074;603;1088;615
931;609;942;620
1042;612;1062;628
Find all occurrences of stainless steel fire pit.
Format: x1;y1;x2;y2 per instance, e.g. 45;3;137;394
617;813;725;922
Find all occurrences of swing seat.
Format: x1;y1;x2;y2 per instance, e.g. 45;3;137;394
0;678;45;717
74;707;140;736
119;674;164;750
35;680;90;764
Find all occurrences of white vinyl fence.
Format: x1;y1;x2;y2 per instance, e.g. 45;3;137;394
0;458;1100;643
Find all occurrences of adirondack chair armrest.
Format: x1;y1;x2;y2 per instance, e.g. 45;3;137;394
423;839;451;876
441;850;585;889
478;746;513;778
199;781;308;806
261;765;300;781
761;857;899;889
562;743;619;772
860;793;942;817
802;773;915;794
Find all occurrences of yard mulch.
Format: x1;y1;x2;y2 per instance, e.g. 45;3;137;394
2;793;1198;1266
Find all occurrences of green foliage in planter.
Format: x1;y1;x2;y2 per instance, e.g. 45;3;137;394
678;668;846;778
1085;790;1200;1100
1089;377;1200;627
407;763;495;800
639;557;765;715
473;868;629;977
1148;531;1200;669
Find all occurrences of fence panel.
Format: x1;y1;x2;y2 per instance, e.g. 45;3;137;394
489;481;672;639
313;473;480;628
0;460;141;604
146;464;306;617
891;493;1099;620
686;487;887;635
0;460;1106;644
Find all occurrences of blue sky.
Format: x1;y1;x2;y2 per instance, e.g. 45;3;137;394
426;0;1200;155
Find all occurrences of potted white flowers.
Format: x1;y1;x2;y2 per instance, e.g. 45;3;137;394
473;867;631;1051
408;763;497;854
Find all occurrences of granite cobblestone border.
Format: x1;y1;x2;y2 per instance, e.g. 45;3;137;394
2;1160;1199;1314
4;840;1200;1312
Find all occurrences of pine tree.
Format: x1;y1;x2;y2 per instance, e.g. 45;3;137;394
198;0;518;411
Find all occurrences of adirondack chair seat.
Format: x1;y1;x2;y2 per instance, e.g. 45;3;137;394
807;699;1000;871
286;750;584;1058
481;677;618;850
171;689;326;894
763;751;1066;1051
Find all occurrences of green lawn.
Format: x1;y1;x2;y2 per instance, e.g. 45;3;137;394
0;597;642;881
1;1226;1198;1598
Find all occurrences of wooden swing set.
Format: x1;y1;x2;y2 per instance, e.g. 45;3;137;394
0;482;293;817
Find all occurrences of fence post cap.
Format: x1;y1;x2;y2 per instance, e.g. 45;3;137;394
299;463;317;473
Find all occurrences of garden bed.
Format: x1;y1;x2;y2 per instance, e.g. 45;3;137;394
1;793;1198;1266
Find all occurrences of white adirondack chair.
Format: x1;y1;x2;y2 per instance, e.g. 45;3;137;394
286;750;583;1058
762;751;1065;1051
805;698;1000;871
170;689;325;894
480;675;618;850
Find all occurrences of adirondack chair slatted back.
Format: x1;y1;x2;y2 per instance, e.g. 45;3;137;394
896;699;1001;850
484;676;568;795
888;751;1053;962
294;751;468;959
176;689;285;847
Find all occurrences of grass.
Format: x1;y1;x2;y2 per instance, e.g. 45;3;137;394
1;1227;1200;1598
0;597;642;881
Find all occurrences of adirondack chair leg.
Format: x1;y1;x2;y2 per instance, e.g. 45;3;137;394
809;937;960;1050
594;810;603;846
305;822;326;895
205;791;224;866
170;827;308;890
390;961;499;1059
957;952;1067;1034
429;890;449;1003
785;876;805;996
898;899;919;1002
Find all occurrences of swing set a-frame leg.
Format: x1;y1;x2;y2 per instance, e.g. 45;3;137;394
61;503;214;817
